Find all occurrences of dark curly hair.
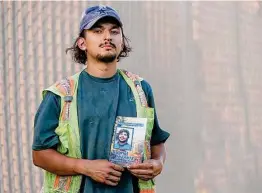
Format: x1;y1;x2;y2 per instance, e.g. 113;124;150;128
65;27;132;64
117;129;130;139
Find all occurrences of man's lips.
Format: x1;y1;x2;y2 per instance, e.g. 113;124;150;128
100;43;116;49
102;45;113;49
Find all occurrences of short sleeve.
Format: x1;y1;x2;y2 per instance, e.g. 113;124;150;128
32;91;61;150
141;80;170;146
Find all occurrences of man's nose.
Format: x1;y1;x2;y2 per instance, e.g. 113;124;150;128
103;30;112;41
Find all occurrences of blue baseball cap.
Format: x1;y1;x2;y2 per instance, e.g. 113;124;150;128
79;5;122;33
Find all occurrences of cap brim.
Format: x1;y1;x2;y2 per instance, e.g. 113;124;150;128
83;15;122;30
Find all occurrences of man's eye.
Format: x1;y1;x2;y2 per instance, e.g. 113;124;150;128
94;29;102;33
111;30;120;35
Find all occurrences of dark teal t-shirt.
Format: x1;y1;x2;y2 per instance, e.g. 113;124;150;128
32;70;170;193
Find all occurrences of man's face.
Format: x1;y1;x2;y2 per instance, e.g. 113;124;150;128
118;131;128;143
84;18;123;63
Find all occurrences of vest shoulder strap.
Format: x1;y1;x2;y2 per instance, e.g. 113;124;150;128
43;72;81;99
42;72;81;121
119;69;148;108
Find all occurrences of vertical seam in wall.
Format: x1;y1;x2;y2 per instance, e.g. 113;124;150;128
12;2;25;192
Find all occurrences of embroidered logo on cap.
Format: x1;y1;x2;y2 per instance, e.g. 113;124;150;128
98;5;107;14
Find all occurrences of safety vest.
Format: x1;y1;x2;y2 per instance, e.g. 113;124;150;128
41;69;156;193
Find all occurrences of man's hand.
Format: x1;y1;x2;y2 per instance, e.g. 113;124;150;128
76;159;124;186
127;159;163;181
33;150;125;186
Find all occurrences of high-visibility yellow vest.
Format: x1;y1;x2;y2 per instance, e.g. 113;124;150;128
41;69;156;193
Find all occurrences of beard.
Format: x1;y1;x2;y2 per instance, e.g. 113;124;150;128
96;53;117;63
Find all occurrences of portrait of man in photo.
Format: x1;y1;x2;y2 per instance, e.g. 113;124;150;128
114;128;133;151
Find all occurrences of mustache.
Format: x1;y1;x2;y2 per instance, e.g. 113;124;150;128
99;42;116;48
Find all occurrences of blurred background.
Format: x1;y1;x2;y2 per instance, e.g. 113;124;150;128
1;1;262;193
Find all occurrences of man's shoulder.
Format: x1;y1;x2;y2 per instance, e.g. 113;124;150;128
44;71;83;96
120;69;152;86
141;79;153;96
120;69;153;95
120;69;144;81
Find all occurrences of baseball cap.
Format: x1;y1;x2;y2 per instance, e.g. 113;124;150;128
79;5;122;33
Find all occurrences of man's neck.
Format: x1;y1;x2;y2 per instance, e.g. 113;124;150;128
85;59;117;78
118;141;127;145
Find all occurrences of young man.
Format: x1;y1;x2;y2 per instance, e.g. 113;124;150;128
32;5;170;193
114;129;132;150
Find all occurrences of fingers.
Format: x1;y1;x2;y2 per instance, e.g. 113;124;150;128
111;163;124;172
104;171;121;186
128;163;153;170
102;163;123;186
129;169;154;176
129;169;154;181
105;179;118;186
106;174;121;183
103;163;123;186
109;169;122;177
133;174;153;181
128;167;155;181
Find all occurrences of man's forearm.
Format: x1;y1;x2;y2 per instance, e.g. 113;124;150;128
32;149;88;176
151;143;166;164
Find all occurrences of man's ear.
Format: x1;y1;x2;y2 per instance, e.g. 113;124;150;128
77;37;87;51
